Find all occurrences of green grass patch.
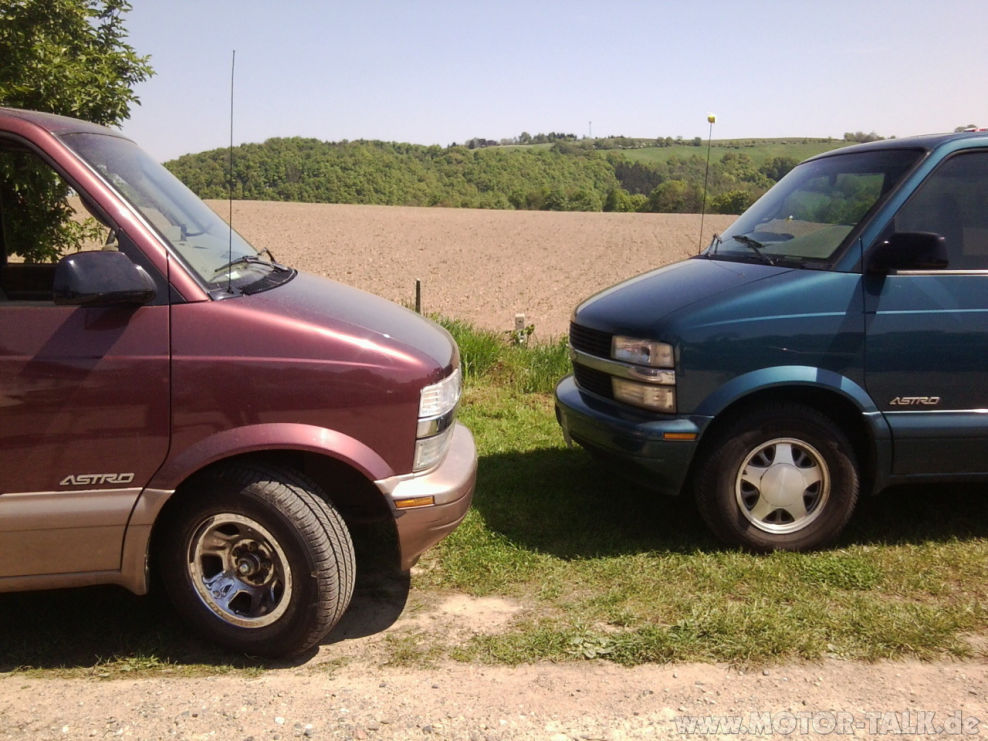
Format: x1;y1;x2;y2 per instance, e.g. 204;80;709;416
436;315;570;394
0;587;276;678
620;138;851;169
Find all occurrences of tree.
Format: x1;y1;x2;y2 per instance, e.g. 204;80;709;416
0;0;153;126
843;131;883;143
759;156;799;182
645;180;703;213
0;0;153;262
716;152;767;187
603;187;632;212
711;189;754;214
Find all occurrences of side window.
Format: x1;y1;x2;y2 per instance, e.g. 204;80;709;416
0;144;111;302
893;152;988;270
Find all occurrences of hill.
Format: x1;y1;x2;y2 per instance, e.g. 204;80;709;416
166;137;853;215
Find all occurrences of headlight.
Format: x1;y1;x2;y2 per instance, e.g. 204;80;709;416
612;336;674;367
609;336;676;413
419;368;461;418
414;368;461;472
612;377;676;413
414;424;456;471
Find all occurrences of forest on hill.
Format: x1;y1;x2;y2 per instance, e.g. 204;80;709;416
165;136;851;214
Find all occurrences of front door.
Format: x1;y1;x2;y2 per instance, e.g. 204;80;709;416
0;145;170;577
864;151;988;475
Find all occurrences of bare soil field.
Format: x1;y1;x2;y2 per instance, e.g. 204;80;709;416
209;201;737;339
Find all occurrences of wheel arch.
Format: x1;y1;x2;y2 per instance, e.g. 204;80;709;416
148;423;397;492
147;431;402;596
690;369;890;497
158;449;393;524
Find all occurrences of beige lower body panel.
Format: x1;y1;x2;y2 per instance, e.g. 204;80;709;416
0;487;172;594
377;424;477;570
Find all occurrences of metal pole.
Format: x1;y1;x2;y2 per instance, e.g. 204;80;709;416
698;113;716;252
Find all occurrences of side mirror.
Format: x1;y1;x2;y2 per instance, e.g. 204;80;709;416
866;232;948;274
53;251;156;306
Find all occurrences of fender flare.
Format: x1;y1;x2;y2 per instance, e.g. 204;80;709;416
146;423;394;492
694;365;878;417
692;366;892;489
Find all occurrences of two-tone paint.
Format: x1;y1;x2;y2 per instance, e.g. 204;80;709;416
0;108;475;595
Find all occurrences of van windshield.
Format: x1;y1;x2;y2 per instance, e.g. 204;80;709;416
60;132;290;294
707;148;924;267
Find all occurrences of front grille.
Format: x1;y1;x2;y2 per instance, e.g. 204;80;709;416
570;322;612;358
573;363;614;399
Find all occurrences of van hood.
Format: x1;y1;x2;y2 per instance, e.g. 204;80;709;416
573;257;791;337
235;271;457;374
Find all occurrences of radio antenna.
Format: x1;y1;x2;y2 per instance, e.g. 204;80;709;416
698;112;716;253
227;49;236;292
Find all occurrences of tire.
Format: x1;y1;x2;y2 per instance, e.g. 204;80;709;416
694;403;859;552
158;463;355;657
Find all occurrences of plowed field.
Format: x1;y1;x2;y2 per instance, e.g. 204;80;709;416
210;201;737;339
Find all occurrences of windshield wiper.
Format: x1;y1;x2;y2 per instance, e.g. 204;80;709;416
731;234;777;265
209;254;287;280
208;254;296;296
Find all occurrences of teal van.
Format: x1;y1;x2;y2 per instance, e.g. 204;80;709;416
555;131;988;550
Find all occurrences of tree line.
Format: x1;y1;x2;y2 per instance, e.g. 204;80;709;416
166;139;803;215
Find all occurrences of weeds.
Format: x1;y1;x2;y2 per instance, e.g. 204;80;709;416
435;315;569;394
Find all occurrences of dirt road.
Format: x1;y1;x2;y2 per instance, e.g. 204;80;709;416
2;633;984;739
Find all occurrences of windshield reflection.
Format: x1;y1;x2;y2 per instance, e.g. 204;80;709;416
708;149;924;267
60;132;273;292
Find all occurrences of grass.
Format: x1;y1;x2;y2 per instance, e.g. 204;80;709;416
0;586;274;678
620;138;851;169
435;315;569;394
495;137;852;169
1;319;985;673
416;320;988;665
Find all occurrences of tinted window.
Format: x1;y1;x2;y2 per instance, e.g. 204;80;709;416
893;152;988;270
60;133;279;294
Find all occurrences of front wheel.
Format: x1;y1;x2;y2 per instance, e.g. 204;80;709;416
694;403;859;551
158;463;355;657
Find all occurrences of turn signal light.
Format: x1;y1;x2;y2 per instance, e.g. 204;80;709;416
395;496;436;510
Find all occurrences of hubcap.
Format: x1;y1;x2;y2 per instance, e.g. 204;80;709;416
735;438;830;534
187;514;292;628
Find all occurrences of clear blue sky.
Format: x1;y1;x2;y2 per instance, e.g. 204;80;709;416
120;0;988;162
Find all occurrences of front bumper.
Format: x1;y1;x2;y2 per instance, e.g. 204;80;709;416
375;422;476;570
554;375;707;496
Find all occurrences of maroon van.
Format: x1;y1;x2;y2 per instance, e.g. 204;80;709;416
0;108;476;656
